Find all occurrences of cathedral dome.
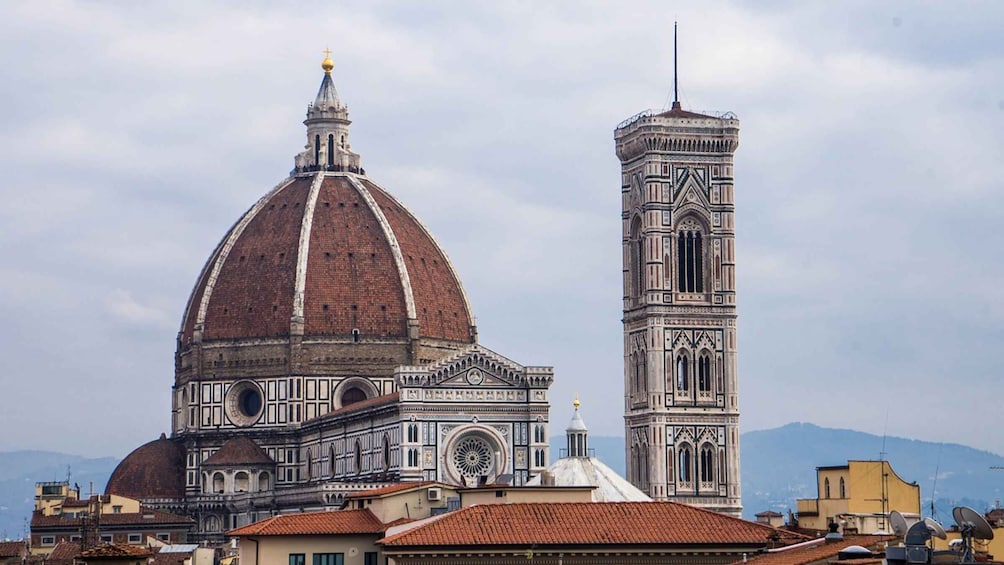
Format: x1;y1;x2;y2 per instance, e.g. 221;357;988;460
106;434;185;500
176;59;475;374
178;174;474;346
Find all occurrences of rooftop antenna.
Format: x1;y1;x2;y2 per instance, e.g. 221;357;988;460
672;21;681;110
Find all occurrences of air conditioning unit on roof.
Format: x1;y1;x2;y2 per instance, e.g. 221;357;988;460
427;487;442;501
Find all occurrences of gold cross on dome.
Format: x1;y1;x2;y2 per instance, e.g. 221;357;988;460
323;47;332;59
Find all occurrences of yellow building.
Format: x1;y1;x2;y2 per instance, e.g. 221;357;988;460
795;460;920;533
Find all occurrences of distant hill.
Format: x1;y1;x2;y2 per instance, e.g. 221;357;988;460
0;451;117;540
554;422;1004;521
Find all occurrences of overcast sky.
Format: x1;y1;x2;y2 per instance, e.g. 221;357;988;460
1;1;1002;459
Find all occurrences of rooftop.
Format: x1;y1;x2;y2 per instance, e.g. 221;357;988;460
228;508;385;536
735;534;896;565
380;502;808;548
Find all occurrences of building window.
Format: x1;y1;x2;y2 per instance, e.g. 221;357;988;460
676;355;689;391
354;440;362;474
700;445;714;483
698;352;712;393
41;536;55;546
235;471;249;492
382;434;391;469
127;534;142;543
677;226;704;292
407;448;419;467
839;477;846;499
70;536;81;542
290;554;306;565
407;424;419;443
327;134;334;167
112;505;122;514
258;472;270;491
306;450;313;480
364;553;378;565
100;535;113;543
824;477;831;499
678;445;692;482
157;533;170;541
312;554;343;565
213;472;225;493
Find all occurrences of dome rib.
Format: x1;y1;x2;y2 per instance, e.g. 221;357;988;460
190;176;298;338
291;172;326;324
363;179;475;341
345;174;417;321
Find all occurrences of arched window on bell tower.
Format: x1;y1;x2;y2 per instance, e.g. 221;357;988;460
314;134;321;167
630;216;644;298
676;354;689;392
677;219;705;293
698;351;712;394
327;134;334;168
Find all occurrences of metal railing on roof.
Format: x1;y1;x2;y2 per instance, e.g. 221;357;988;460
616;108;738;130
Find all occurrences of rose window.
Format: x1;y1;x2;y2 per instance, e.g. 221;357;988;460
452;436;494;478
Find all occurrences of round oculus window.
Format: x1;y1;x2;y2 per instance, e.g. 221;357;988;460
225;381;264;426
452;435;494;478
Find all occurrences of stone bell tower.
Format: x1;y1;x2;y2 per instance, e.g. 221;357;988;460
614;87;742;515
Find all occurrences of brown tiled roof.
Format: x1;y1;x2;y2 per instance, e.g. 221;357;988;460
78;543;154;559
105;434;185;500
735;535;896;565
305;392;400;424
228;508;384;536
380;502;809;548
0;540;27;558
345;481;437;499
757;510;784;517
32;508;194;528
202;436;274;466
47;541;81;562
181;174;474;344
656;102;718;120
150;547;192;565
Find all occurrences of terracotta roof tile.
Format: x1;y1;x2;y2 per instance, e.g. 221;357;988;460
228;508;384;537
0;540;27;558
202;437;274;466
47;541;81;562
105;435;186;500
182;174;475;345
380;502;809;547
736;535;896;565
345;481;438;499
305;392;399;424
78;543;154;559
31;508;194;529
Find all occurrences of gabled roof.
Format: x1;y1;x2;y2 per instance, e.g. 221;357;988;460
734;534;896;565
47;541;82;562
304;392;400;425
0;540;27;558
379;502;808;548
77;543;154;559
202;437;274;466
31;508;194;528
228;508;385;536
345;481;440;499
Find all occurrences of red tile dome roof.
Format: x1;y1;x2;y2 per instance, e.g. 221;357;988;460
105;434;185;500
179;173;475;346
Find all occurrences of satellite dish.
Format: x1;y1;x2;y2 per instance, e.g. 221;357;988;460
956;506;995;541
924;517;948;540
905;521;932;546
890;510;909;537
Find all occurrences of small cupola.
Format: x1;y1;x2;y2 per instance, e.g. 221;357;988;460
565;396;589;458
